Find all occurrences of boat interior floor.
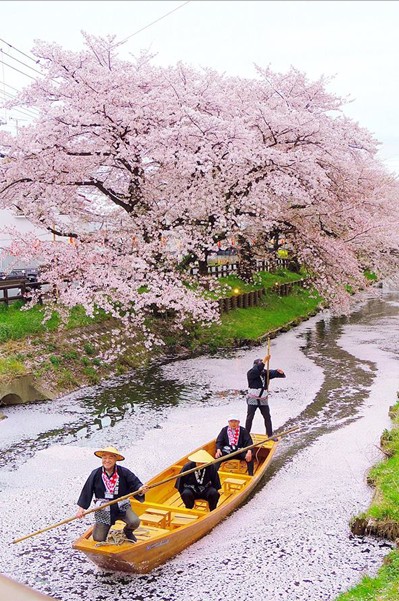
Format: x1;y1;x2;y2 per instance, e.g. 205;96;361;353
88;439;273;546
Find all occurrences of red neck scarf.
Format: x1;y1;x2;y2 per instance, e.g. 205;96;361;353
102;467;119;495
227;426;240;446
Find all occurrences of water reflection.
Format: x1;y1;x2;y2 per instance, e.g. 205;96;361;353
0;367;214;472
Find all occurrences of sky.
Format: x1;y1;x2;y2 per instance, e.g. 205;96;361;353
1;0;399;175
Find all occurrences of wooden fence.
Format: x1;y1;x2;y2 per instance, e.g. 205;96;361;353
190;257;289;277
218;279;305;314
0;279;43;305
0;274;305;315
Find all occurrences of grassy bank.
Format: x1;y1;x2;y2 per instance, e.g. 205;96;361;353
0;301;108;343
177;284;321;352
336;401;399;601
0;270;321;395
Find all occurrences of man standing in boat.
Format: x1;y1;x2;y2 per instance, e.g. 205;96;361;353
175;449;221;511
76;446;148;542
215;415;254;475
245;352;286;436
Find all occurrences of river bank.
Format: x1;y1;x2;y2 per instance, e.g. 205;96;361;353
0;278;321;408
336;395;399;601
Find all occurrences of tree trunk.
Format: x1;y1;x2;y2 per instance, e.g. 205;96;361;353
236;236;256;283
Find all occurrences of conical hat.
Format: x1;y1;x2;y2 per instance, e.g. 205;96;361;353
94;446;125;461
188;449;214;464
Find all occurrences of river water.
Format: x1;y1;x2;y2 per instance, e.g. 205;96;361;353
0;289;398;601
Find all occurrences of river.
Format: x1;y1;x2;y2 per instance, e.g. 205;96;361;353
0;289;398;601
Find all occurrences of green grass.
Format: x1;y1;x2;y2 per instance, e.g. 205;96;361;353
204;269;306;299
0;302;108;343
0;356;26;378
335;403;399;600
0;301;60;341
361;407;399;523
0;270;305;343
336;551;399;601
184;285;321;352
364;269;378;281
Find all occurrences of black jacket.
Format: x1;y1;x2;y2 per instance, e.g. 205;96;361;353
175;462;221;493
247;363;286;389
216;425;252;452
77;465;144;518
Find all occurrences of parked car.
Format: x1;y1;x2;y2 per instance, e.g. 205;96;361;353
0;268;39;282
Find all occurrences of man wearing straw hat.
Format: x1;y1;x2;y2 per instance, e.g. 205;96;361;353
76;446;148;543
175;449;221;511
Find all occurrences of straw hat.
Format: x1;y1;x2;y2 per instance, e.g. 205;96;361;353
188;449;214;464
94;446;125;461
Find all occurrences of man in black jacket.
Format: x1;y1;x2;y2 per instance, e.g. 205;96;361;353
215;415;254;475
175;449;221;511
246;353;286;436
76;446;148;542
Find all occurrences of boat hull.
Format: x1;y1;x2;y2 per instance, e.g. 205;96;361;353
73;435;278;573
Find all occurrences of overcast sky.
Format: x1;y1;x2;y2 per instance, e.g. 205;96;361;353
1;0;398;174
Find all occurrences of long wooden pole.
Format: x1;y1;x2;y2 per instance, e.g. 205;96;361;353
12;425;300;544
266;336;271;392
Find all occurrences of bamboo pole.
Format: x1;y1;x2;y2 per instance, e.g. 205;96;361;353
266;336;271;392
12;425;300;544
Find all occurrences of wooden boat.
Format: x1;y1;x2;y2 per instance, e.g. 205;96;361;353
72;434;278;573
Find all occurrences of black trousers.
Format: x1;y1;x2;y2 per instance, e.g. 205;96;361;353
181;486;220;511
245;403;272;436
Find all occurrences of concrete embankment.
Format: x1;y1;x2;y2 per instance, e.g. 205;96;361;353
0;374;50;407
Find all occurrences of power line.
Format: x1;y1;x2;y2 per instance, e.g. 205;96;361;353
0;48;43;76
0;105;37;121
114;0;192;46
0;37;40;65
0;58;37;80
0;80;23;93
0;105;38;122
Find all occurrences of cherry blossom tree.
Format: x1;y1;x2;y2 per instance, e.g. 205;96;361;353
1;34;398;342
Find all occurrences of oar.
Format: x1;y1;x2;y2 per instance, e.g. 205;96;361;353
12;425;300;544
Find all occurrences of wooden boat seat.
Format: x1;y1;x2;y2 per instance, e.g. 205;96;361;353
223;477;247;493
193;499;209;511
170;513;199;529
140;508;171;529
219;459;253;474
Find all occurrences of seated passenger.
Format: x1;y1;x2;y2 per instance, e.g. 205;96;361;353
215;415;254;476
175;449;221;511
